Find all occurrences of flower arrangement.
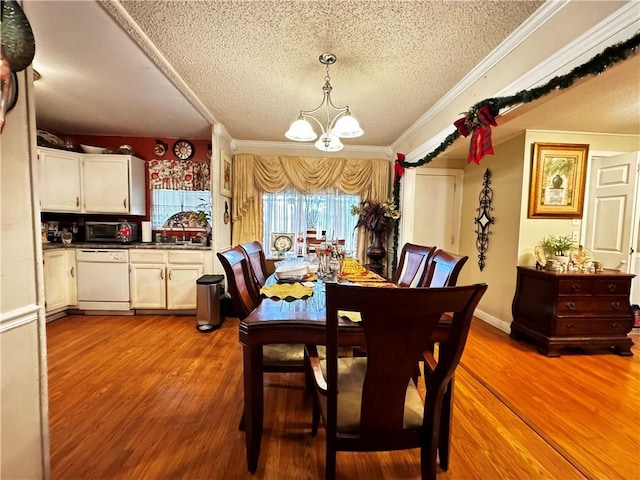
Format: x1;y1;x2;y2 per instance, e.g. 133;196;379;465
351;199;401;232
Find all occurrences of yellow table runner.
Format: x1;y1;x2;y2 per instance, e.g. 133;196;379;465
260;282;313;300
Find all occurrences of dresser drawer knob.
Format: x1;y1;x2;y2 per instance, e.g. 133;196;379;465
566;302;576;310
566;323;575;329
608;283;617;292
612;322;619;329
610;301;620;310
571;283;581;291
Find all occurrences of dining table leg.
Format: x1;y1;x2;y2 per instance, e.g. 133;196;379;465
243;344;264;473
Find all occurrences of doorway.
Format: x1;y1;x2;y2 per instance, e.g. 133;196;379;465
399;167;463;253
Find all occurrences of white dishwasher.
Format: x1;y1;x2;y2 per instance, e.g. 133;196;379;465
76;249;130;310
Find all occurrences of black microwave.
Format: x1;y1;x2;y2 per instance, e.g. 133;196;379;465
85;222;139;243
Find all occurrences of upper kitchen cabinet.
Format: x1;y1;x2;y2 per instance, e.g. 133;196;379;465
83;154;145;214
38;147;146;215
38;148;82;212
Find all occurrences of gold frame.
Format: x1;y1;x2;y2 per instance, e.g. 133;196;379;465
528;142;589;218
220;151;232;198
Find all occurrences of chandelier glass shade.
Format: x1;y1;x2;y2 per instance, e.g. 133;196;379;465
285;53;363;152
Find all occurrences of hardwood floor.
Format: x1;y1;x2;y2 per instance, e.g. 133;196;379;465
46;314;640;479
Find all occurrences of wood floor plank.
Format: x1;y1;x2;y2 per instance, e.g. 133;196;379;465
460;320;640;480
45;314;636;479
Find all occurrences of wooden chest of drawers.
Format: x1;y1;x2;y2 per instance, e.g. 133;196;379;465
510;266;635;356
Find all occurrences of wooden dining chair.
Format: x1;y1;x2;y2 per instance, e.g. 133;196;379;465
240;241;268;289
306;282;487;480
418;248;469;470
419;249;469;288
392;243;437;287
217;246;306;372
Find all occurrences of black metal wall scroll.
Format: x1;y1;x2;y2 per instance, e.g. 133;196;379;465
474;168;494;271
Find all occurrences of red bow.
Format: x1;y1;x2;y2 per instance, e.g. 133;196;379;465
454;104;497;164
394;153;405;182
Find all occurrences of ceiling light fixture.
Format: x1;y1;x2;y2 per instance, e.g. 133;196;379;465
285;53;363;152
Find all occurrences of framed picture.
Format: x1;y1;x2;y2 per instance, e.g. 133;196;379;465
220;151;232;197
528;142;589;218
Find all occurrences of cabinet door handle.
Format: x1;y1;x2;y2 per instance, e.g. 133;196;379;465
160;270;164;280
610;301;620;310
571;283;581;292
76;197;80;207
566;302;576;310
70;266;75;278
123;198;127;209
168;270;172;281
608;283;617;292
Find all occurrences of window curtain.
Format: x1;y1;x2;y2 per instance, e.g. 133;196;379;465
232;155;390;263
148;159;210;191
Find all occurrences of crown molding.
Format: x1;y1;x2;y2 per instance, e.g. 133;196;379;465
234;140;391;158
394;0;568;148
101;0;218;126
396;1;639;161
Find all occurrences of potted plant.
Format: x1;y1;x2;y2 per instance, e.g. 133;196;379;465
540;234;575;262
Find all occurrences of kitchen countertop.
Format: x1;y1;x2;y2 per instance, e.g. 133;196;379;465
42;242;210;251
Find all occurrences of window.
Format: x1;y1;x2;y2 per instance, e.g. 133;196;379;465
263;188;359;253
151;189;211;230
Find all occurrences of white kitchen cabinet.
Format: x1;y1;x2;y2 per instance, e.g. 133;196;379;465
130;263;166;308
129;249;211;310
38;148;146;215
43;249;77;313
83;154;145;215
38;149;82;212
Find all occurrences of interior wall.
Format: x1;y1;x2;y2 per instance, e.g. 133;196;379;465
1;71;48;478
213;127;232;274
518;130;640;267
457;134;526;328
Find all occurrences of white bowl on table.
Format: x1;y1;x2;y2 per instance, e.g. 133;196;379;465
275;261;309;280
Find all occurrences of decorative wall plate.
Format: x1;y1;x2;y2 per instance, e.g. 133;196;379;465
270;232;294;253
173;139;194;160
534;245;547;267
154;139;168;157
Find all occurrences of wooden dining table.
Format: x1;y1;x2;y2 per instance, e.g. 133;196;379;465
238;274;451;473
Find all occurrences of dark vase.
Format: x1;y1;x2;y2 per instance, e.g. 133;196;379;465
552;174;563;189
366;229;387;275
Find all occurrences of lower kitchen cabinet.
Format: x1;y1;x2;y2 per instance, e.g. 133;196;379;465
130;249;211;310
43;249;77;313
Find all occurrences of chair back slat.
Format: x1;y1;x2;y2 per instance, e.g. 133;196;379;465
392;243;437;287
217;246;261;319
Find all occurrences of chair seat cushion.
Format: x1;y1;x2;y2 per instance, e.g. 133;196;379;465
263;344;306;367
320;357;423;432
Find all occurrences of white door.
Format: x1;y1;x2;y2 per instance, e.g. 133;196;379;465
583;152;639;274
401;168;463;253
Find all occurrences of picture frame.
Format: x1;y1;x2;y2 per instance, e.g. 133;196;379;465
528;142;589;218
220;151;232;198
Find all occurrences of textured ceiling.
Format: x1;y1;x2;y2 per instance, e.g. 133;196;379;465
23;1;638;150
25;0;542;145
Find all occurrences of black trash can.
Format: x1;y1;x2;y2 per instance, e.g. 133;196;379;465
196;274;225;332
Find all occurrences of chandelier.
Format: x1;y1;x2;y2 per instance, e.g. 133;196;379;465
285;53;363;152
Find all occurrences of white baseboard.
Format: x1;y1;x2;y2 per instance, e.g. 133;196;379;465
474;309;511;334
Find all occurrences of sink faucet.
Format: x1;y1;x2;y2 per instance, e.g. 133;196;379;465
173;221;186;241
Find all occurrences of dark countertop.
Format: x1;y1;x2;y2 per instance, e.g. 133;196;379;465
43;242;210;251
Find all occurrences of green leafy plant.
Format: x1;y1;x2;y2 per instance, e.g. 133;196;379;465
194;196;212;230
540;234;575;257
544;157;574;180
351;199;401;232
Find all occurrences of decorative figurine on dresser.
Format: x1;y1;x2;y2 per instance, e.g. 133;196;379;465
511;266;635;356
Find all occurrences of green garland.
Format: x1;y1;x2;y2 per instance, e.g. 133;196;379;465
390;32;640;275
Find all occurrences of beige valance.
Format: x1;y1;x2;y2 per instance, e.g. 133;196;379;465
231;154;390;262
